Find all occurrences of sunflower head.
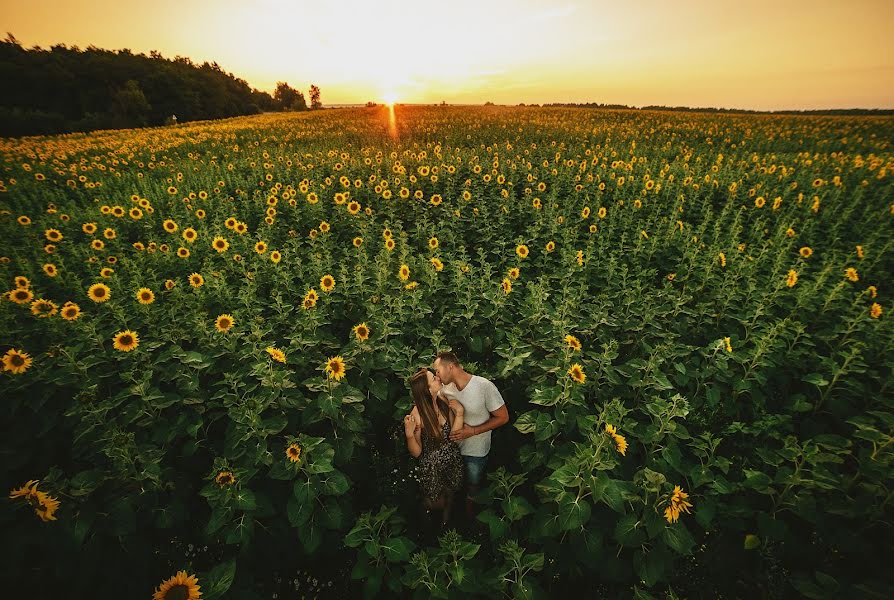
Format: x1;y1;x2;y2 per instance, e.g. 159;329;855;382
286;443;302;463
87;283;111;303
501;278;512;294
61;303;81;321
515;244;529;259
153;570;202;600
136;287;155;305
325;356;347;381
564;334;581;351
568;363;586;384
189;273;204;288
215;314;234;332
215;471;236;486
353;323;370;342
10;287;34;304
266;347;286;363
112;330;139;352
2;349;33;374
398;265;410;281
212;236;229;253
320;275;335;292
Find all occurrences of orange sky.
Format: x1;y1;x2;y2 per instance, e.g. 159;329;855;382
3;0;893;110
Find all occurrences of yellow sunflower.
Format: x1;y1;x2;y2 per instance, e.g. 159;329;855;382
112;330;139;352
270;250;281;263
501;278;512;294
152;570;202;600
136;287;155;305
182;227;197;243
14;276;30;289
212;236;229;253
45;228;63;242
353;322;370;342
508;267;520;280
320;275;335;292
568;363;586;384
2;348;33;374
87;283;111;303
30;299;58;318
61;302;81;321
516;244;529;259
254;241;268;254
162;219;178;233
545;241;555;253
266;347;286;363
430;258;444;271
399;264;410;281
428;237;439;249
286;443;302;463
325;355;347;381
215;471;236;486
786;270;798;288
215;314;234;332
565;334;581;351
799;247;813;258
347;201;361;215
353;237;363;247
43;263;58;277
9;287;34;304
385;238;396;251
189;273;204;288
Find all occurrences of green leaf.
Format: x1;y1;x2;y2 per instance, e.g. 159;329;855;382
383;536;415;563
502;496;535;521
202;559;237;599
661;523;695;555
234;489;257;511
802;373;829;386
557;494;591;531
323;470;350;496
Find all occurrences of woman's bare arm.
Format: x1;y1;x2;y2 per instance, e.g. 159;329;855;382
404;409;422;458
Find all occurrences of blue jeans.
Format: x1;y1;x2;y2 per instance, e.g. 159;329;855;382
462;454;489;491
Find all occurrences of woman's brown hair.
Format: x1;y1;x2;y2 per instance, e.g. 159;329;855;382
409;368;449;446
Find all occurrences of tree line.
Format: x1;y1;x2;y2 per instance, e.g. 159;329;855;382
540;101;894;115
0;34;321;137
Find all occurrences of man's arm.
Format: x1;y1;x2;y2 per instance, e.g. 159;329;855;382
448;405;509;442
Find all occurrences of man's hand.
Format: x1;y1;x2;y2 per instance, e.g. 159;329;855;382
449;424;476;442
403;414;418;438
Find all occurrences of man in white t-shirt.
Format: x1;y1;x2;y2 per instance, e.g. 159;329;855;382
433;351;510;519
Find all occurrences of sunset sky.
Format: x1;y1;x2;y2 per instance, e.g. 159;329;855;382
3;0;893;110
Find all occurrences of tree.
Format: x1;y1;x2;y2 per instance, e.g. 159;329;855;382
110;79;152;126
274;81;306;111
309;84;321;109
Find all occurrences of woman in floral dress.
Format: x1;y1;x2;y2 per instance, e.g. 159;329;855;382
404;367;465;527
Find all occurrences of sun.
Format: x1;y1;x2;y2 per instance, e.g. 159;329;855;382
382;90;399;106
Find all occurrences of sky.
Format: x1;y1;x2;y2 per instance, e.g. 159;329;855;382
3;0;893;110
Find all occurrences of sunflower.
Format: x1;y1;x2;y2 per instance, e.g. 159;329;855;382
383;228;393;239
867;285;877;299
663;485;694;524
235;222;247;234
286;443;302;463
501;278;512;294
182;227;197;243
4;282;33;303
581;206;591;219
605;424;628;456
564;334;581;351
754;196;766;208
427;237;440;250
786;269;798;288
353;322;370;342
189;273;204;288
14;276;29;289
508;267;520;280
162;219;178;233
319;221;330;233
2;349;32;374
856;245;864;259
353;237;363;247
724;337;733;353
177;247;190;259
568;363;586;384
430;194;442;206
718;252;726;267
516;244;529;259
306;192;319;204
30;298;57;318
215;314;234;332
799;246;813;258
91;239;106;251
786;227;795;238
385;238;396;251
103;228;116;240
254;241;268;254
136;287;155;305
597;207;607;219
225;217;237;230
61;302;81;321
545;241;555;253
430;257;444;271
405;281;418;290
17;215;31;225
211;236;229;253
45;228;63;242
347;201;361;215
152;570;202;600
100;267;114;278
82;222;97;234
870;303;883;319
399;264;410;281
87;283;111;303
129;207;143;220
845;267;859;282
270;251;281;263
325;356;347;381
215;471;236;486
112;330;140;352
306;288;319;302
111;206;125;217
165;279;176;290
266;347;286;363
302;296;316;310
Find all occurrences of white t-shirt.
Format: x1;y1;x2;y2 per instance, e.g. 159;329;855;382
440;375;505;457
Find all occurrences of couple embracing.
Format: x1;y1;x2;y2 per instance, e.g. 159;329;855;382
403;351;510;527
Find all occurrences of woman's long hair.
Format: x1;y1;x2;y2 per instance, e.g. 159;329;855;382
409;368;449;446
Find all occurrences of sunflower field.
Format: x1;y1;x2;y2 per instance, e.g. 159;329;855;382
1;106;893;599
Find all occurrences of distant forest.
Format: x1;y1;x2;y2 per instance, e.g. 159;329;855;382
539;101;894;116
0;34;318;137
